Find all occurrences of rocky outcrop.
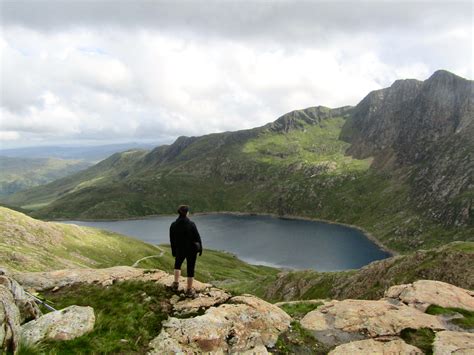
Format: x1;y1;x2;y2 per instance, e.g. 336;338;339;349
149;294;291;354
12;266;211;292
385;280;474;312
342;70;474;226
267;105;352;133
21;305;95;345
300;299;445;346
0;285;21;353
329;338;423;355
433;331;474;354
0;275;41;323
0;273;96;353
171;288;232;316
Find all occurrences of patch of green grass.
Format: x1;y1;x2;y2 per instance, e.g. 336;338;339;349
400;328;435;354
272;321;331;355
278;302;323;319
426;305;474;330
38;280;171;354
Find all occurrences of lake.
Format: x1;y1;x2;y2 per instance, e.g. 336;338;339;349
63;214;391;271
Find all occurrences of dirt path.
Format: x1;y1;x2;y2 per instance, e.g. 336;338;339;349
132;246;165;267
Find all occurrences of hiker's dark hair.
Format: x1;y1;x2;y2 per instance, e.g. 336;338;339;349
177;205;189;216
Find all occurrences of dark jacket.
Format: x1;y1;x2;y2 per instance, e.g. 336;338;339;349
170;216;203;257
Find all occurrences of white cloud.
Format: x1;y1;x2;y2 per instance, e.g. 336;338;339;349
0;1;472;147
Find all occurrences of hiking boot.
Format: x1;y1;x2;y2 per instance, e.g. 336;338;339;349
170;281;179;292
185;288;197;298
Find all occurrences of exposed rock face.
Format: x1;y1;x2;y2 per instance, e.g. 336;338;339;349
0;275;41;323
148;294;291;354
0;285;21;353
385;280;474;312
172;288;232;316
300;299;445;346
21;305;95;345
433;331;474;355
342;70;474;226
268;105;352;133
329;338;423;355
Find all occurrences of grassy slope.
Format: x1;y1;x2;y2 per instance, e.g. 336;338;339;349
0;207;164;272
0;156;91;197
20;281;172;354
2;115;472;253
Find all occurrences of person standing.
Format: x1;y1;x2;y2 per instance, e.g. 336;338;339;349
169;205;203;297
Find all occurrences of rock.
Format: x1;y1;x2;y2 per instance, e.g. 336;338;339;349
300;299;445;346
21;305;95;345
0;275;41;323
0;285;21;353
385;280;474;312
12;266;169;291
12;266;213;292
148;294;291;353
433;331;474;355
329;338;423;354
173;288;232;315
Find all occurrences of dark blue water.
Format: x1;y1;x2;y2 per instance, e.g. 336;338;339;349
63;214;390;271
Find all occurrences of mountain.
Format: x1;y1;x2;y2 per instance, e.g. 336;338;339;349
2;70;472;253
0;142;156;162
0;156;92;197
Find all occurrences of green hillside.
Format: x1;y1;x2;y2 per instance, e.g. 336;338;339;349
0;156;91;197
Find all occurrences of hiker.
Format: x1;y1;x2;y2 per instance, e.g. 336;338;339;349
169;205;203;296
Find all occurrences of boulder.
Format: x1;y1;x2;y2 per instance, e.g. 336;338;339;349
0;285;21;353
329;338;423;354
300;299;445;346
0;275;41;323
385;280;474;312
148;295;291;353
172;288;232;315
432;331;474;355
21;305;95;345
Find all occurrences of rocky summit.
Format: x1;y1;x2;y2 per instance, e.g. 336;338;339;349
1;267;473;354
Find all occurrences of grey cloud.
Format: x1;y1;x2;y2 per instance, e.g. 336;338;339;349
2;1;471;41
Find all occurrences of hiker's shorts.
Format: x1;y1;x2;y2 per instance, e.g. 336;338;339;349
174;253;197;277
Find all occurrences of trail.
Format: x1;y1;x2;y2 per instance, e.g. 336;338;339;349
132;245;165;267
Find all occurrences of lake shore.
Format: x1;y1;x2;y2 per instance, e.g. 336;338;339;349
52;210;397;257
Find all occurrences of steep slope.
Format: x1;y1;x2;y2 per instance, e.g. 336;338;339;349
0;206;163;271
2;70;473;253
0;156;92;196
342;70;473;226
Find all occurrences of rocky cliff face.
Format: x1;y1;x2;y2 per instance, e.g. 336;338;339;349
342;70;474;226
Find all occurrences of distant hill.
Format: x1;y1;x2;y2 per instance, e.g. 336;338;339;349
0;156;92;197
2;70;472;253
0;142;156;162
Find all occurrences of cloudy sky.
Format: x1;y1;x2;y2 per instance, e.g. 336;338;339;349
1;0;472;148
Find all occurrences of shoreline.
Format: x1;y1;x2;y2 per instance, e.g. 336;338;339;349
51;210;397;256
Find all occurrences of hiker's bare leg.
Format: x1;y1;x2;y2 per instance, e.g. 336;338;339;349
187;277;193;290
174;269;181;283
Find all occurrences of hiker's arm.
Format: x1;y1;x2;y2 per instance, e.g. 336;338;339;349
193;223;203;256
169;225;177;257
